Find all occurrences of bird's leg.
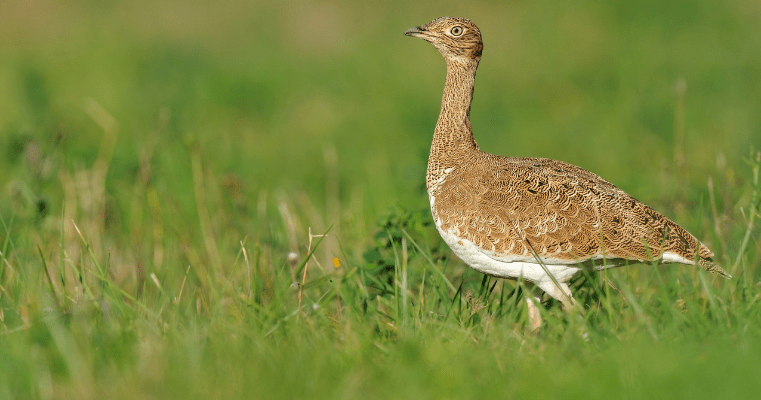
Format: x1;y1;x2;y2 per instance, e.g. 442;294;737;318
536;280;576;310
523;282;543;331
526;295;543;332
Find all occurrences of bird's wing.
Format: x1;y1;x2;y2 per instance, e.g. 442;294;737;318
433;156;713;267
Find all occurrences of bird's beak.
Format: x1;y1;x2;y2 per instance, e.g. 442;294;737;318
404;25;432;41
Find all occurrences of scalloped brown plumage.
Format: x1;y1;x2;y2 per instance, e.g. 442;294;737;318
405;17;729;328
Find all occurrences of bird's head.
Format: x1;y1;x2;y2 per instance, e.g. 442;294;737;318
404;17;483;62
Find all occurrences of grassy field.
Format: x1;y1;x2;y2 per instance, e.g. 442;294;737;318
1;0;760;398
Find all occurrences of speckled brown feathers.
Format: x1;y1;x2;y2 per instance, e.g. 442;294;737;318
405;17;730;280
431;154;723;273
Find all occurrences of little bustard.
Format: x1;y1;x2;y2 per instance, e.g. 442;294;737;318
404;16;730;329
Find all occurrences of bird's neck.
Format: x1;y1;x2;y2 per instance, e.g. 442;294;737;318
428;58;480;190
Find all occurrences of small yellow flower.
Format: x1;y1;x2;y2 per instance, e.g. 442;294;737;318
332;257;340;268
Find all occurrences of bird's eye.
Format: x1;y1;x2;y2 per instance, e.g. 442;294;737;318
450;26;463;36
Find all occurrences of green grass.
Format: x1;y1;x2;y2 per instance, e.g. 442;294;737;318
1;0;761;398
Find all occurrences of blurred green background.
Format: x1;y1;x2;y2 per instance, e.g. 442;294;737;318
2;0;759;235
1;0;760;398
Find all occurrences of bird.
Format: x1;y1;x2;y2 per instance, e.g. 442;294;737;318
404;16;730;329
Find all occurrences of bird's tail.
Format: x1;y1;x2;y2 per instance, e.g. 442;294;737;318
698;258;732;279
